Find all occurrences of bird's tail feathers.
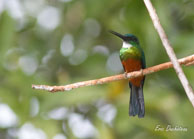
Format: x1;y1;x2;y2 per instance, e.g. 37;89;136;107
129;83;145;118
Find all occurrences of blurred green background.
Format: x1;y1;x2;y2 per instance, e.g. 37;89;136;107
0;0;194;138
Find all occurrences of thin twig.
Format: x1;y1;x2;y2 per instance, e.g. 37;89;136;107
143;0;194;107
32;54;194;93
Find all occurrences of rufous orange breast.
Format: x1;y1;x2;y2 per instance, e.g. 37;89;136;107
122;58;144;87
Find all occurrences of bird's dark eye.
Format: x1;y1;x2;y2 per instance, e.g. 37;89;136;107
130;36;138;42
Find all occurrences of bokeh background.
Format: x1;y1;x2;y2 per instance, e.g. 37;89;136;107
0;0;194;138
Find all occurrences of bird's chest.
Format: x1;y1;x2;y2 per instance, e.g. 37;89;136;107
122;58;143;87
122;58;142;72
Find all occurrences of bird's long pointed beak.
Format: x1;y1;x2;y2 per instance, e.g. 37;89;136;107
109;30;126;41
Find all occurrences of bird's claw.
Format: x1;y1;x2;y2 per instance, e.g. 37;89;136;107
140;69;143;76
124;72;128;79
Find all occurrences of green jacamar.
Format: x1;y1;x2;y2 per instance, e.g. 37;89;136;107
110;31;146;118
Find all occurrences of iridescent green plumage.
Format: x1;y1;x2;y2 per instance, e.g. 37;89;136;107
120;47;142;61
119;35;145;68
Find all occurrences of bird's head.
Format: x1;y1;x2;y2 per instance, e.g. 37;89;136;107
109;30;139;48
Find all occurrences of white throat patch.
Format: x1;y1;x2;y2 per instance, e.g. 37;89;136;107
122;42;132;48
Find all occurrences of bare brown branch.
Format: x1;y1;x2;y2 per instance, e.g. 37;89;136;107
32;54;194;93
143;0;194;107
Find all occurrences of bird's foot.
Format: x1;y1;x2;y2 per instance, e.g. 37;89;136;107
124;72;128;79
140;69;144;76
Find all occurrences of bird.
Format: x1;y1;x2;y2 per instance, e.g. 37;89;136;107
110;30;146;118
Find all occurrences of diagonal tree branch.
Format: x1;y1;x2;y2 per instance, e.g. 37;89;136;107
32;54;194;93
143;0;194;107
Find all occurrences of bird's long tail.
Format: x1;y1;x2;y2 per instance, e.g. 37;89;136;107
129;83;145;118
